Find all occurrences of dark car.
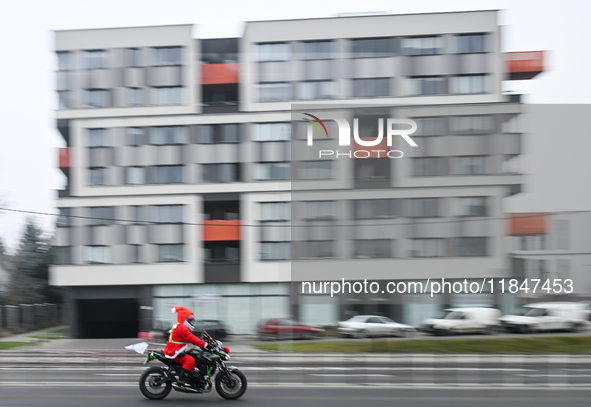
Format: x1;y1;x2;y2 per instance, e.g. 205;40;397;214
258;318;324;341
191;319;230;341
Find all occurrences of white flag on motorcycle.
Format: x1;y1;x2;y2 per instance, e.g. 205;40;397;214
125;342;149;354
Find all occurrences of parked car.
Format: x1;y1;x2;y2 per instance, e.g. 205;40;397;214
499;302;588;333
191;319;230;340
258;319;324;340
422;308;501;335
338;315;416;338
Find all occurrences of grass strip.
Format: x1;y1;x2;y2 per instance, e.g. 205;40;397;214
0;342;36;350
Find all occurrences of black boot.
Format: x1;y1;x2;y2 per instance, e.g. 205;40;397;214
178;369;191;386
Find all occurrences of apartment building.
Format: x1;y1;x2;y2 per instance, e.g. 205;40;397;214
50;11;542;337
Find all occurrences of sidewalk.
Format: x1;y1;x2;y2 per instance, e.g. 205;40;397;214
0;325;68;344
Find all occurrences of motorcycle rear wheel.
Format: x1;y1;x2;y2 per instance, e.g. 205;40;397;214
139;367;172;400
215;369;247;400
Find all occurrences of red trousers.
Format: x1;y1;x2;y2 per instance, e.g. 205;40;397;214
173;354;195;371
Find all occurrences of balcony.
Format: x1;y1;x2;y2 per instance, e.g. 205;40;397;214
201;63;238;85
505;51;544;80
203;220;241;241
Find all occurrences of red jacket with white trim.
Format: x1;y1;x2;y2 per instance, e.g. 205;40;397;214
164;322;207;359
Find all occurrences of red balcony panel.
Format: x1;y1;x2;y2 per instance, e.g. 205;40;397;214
509;213;547;235
352;137;390;158
59;147;70;167
506;51;544;80
201;63;239;85
203;220;241;241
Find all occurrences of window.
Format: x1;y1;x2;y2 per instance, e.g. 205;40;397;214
58;90;72;109
87;207;113;226
297;80;335;100
410;239;446;258
87;128;108;147
202;163;240;183
354;239;393;259
354;158;390;181
126;48;141;67
456;197;487;217
57;51;71;71
258;83;291;102
405;198;440;218
253;162;290;181
301;40;332;60
257;43;290;62
149;126;188;145
403;36;443;56
450;116;493;134
203;242;239;264
127;127;145;146
89;167;106;186
152;47;182;66
127;87;143;106
57;208;72;227
450;156;489;175
252;123;291;141
85;50;108;69
129;245;141;263
302;201;335;220
126;167;146;185
299;240;334;259
409;76;445;95
354;199;395;219
85;89;111;108
259;202;290;222
352;78;390;98
197;124;240;144
261;242;290;261
450;75;487;94
54;246;72;265
298;160;332;180
157;244;184;263
413;117;446;136
351;38;392;58
458;34;486;54
151;86;182;105
129;206;142;224
84;246;111;264
153;205;183;224
412;157;447;176
452;237;487;257
150;165;183;184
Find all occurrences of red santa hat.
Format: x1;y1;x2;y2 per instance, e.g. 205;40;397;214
171;306;194;324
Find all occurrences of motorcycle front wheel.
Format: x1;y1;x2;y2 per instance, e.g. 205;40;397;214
215;369;247;400
139;367;172;400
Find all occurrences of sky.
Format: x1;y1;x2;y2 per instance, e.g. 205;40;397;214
0;0;590;252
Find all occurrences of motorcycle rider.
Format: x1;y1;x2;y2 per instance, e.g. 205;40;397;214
164;306;208;389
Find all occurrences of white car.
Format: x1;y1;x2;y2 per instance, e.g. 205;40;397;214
337;315;416;338
499;302;589;333
422;308;501;335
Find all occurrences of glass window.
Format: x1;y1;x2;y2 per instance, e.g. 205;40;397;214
58;90;72;109
297;80;335;100
149;126;188;145
260;242;290;261
127;87;143;106
197;124;240;144
151;87;182;105
152;47;182;66
85;89;111;108
351;38;392;58
203;242;239;264
452;237;487;256
87;207;113;226
403;36;443;56
352;78;390;97
259;202;290;222
298;160;332;180
450;116;493;134
458;34;486;54
87;128;108;147
57;51;71;71
129;206;142;224
126;48;141;67
256;43;290;62
412;157;447;176
157;244;184;263
354;239;393;259
57;208;72;227
456;197;487;217
301;40;332;60
54;246;72;265
405;198;440;218
89;168;106;186
202;163;240;183
253;162;290;181
302;201;335;220
299;240;334;259
410;239;446;258
252;123;291;141
126;167;145;185
153;205;183;224
258;83;291;102
129;245;141;263
84;246;112;264
412;117;446;136
354;158;390;181
150;166;183;184
85;50;108;69
127;127;145;146
450;156;489;175
409;77;446;95
354;199;395;219
449;75;487;94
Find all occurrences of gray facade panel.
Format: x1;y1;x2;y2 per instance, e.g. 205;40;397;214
258;61;291;82
457;53;490;75
409;55;452;76
148;224;183;244
124;67;145;88
146;66;182;87
351;57;396;79
303;60;334;80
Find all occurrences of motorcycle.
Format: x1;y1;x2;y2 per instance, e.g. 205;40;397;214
138;330;247;400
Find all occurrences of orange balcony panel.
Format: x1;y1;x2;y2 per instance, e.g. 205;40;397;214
59;147;70;167
506;51;544;80
509;213;547;235
201;63;239;85
352;137;390;158
203;220;241;241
